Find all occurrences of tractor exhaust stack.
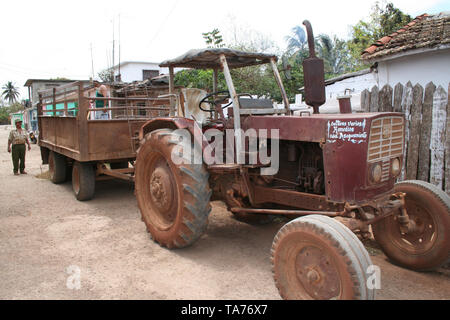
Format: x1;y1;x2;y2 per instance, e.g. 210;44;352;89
302;20;325;114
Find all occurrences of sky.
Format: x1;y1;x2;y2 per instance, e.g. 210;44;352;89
0;0;448;99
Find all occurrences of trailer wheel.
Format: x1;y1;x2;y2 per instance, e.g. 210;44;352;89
135;129;212;249
72;161;95;201
49;151;67;184
372;180;450;271
271;215;373;300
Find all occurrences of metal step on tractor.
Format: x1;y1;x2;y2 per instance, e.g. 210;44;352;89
134;21;450;300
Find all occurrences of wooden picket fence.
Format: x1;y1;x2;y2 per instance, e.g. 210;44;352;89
360;82;449;194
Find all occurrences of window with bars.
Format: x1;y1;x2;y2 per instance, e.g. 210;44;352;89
142;70;159;80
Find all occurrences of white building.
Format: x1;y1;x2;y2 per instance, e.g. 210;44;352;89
305;12;450;114
361;12;450;89
320;69;377;113
296;69;378;113
112;61;169;83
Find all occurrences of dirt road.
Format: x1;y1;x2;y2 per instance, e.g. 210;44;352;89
0;125;448;300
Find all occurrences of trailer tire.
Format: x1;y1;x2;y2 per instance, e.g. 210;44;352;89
372;180;450;271
135;129;211;249
72;161;95;201
271;215;373;300
49;151;67;184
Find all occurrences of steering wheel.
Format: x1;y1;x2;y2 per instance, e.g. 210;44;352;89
199;90;232;112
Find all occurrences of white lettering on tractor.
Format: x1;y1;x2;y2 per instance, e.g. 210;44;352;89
327;119;367;144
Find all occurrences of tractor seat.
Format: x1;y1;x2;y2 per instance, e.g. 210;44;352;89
238;98;285;115
239;98;273;109
181;88;210;123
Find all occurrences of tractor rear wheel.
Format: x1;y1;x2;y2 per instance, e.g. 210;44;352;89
271;215;374;300
135;129;212;249
373;180;450;271
72;161;95;201
49;151;67;184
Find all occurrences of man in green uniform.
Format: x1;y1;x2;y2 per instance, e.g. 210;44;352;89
93;81;109;120
7;119;31;175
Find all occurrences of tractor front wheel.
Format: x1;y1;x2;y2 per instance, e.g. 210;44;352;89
271;215;375;300
373;180;450;271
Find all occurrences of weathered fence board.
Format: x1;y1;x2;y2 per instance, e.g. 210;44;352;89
406;84;423;180
417;82;436;181
370;86;379;112
400;82;413;181
362;81;449;194
380;84;393;112
430;86;447;189
361;89;370;112
393;83;403;113
446;83;450;194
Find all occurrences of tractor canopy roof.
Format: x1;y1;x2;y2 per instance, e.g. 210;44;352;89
159;48;277;69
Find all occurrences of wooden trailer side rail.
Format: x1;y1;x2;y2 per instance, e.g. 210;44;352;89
38;81;172;162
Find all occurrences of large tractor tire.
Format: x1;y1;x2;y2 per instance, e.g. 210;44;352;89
373;180;450;271
135;129;212;249
72;161;96;201
49;151;67;184
271;215;374;300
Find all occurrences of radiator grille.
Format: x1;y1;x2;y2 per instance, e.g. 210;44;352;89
368;117;404;163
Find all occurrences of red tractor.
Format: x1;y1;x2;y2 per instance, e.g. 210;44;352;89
134;22;450;300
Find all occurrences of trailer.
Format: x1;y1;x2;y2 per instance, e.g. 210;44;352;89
37;80;176;200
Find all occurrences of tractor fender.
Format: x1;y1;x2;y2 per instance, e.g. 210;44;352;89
139;118;213;163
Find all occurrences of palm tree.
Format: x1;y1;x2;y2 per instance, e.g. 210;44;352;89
285;25;307;55
2;81;20;104
316;34;353;77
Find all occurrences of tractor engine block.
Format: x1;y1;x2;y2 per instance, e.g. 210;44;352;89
296;143;325;195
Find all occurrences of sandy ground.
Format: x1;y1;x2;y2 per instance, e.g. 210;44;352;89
0;124;449;300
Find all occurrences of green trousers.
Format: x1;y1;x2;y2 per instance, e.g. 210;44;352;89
12;144;26;173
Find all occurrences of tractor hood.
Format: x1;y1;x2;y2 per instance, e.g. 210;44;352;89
241;112;401;143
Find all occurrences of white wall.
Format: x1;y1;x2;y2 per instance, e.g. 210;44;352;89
318;48;450;114
299;72;378;113
114;63;169;82
377;48;450;89
325;72;378;100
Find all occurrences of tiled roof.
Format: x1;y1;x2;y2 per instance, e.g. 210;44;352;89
361;12;450;60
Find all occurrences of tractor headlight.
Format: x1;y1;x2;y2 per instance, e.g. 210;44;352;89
392;158;401;177
370;163;382;183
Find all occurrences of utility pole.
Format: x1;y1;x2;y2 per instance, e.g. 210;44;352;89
112;17;115;82
90;43;94;81
118;14;121;82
